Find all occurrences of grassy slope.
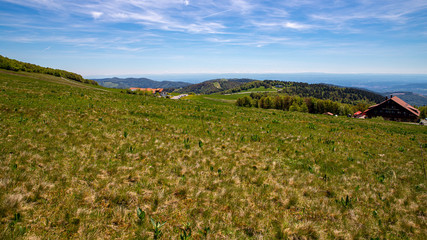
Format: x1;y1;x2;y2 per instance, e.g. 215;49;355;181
0;70;426;239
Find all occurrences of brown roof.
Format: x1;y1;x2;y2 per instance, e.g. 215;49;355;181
391;96;420;116
365;96;420;116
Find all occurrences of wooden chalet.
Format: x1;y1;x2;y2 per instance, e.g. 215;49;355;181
363;96;420;122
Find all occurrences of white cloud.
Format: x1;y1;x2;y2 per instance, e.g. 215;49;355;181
252;21;312;31
284;22;310;30
91;11;103;20
184;0;189;6
230;0;255;14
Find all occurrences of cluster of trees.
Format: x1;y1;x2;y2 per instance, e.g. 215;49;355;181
221;80;271;94
418;106;427;119
177;78;254;94
223;80;384;105
236;93;371;116
264;80;384;104
0;55;98;85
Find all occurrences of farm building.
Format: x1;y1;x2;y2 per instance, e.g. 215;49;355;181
129;88;163;93
363;96;420;122
353;111;366;119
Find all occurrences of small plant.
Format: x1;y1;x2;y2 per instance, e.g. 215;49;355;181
398;146;405;152
150;217;166;240
179;223;192;240
377;174;385;183
184;138;190;149
11;163;18;170
336;195;354;208
136;207;145;223
307;123;316;129
123;130;128;138
199;226;210;239
250;134;260;142
198;140;203;148
372;210;378;217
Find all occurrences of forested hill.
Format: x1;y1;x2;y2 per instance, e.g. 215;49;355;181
0;55;98;85
176;78;255;94
223;80;384;104
93;77;191;89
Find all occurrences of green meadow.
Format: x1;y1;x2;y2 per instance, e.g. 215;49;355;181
0;70;426;239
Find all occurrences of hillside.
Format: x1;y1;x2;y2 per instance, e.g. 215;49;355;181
176;78;255;94
224;80;384;105
93;77;191;89
0;55;98;85
1;69;426;239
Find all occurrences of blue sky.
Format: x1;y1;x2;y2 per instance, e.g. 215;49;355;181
1;0;427;77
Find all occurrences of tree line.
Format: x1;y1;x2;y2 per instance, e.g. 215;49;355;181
223;80;384;105
177;78;254;94
0;55;98;85
221;81;272;94
236;92;373;116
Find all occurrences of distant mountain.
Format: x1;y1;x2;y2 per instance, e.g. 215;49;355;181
93;77;191;89
126;73;427;95
383;92;427;106
176;78;256;94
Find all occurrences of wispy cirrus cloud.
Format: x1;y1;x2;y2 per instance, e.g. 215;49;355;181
310;0;427;25
252;21;312;30
1;0;426;74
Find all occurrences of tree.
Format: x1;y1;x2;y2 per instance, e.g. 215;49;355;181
289;101;300;112
300;102;309;113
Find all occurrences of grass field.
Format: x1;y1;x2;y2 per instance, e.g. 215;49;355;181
182;93;250;104
0;70;426;239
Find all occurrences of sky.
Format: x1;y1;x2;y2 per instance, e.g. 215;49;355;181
1;0;427;77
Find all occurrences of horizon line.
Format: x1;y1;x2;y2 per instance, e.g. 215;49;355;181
86;72;427;79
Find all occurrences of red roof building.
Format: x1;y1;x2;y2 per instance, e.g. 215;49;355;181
353;111;362;116
363;96;420;122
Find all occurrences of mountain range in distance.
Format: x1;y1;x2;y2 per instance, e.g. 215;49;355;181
92;75;427;106
93;77;191;89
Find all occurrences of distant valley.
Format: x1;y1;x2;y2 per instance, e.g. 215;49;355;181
382;92;427;106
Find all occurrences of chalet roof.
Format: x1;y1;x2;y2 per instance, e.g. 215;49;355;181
365;96;420;116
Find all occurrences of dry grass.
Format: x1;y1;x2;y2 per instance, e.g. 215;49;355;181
0;70;426;239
